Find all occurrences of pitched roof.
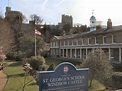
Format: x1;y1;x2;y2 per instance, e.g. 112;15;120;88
52;25;122;40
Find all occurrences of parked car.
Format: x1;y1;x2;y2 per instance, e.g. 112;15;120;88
0;64;3;70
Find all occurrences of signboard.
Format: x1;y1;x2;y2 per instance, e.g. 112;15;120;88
39;62;89;91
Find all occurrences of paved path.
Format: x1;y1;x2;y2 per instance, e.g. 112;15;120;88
0;70;7;91
0;62;13;91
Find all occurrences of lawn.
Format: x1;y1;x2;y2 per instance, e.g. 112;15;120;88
2;58;106;91
3;61;39;91
45;57;82;67
2;58;81;91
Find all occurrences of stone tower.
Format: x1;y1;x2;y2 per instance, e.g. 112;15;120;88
62;14;73;27
5;7;23;31
5;6;11;16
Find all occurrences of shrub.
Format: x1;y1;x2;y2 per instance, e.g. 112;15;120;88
81;49;113;87
112;72;122;89
28;55;47;71
47;63;55;71
6;51;26;61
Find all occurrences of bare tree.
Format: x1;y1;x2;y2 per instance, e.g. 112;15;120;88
30;14;43;25
80;49;113;87
22;15;28;23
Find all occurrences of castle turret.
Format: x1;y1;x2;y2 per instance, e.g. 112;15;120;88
5;7;11;16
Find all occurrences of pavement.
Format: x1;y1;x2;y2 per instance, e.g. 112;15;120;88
0;70;7;91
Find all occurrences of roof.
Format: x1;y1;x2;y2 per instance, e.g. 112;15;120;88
90;16;96;20
51;25;122;41
107;25;122;32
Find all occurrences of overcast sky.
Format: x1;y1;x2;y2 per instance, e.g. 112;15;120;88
0;0;122;26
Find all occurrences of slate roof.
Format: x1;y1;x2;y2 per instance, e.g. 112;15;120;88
53;25;122;40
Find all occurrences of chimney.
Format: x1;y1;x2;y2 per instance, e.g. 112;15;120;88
107;18;112;29
62;30;66;36
29;20;35;25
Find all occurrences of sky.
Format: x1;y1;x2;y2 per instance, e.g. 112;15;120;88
0;0;122;26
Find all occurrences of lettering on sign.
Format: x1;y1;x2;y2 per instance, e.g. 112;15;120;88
39;62;89;91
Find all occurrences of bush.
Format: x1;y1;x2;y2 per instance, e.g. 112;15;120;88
80;49;113;87
28;55;47;71
47;63;55;71
6;51;26;61
112;72;122;89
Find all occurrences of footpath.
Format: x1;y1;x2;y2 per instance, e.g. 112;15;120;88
0;70;7;91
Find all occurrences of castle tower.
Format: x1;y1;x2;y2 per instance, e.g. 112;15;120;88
90;11;96;32
5;6;11;16
62;14;73;27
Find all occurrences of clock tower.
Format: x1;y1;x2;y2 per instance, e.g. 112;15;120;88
90;11;96;32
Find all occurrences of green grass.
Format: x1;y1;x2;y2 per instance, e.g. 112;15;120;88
45;57;82;67
89;80;106;91
2;58;81;91
46;57;106;91
2;58;107;91
3;61;38;91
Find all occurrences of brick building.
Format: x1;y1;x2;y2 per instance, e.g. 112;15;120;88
50;15;122;66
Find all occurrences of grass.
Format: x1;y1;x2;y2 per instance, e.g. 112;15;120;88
45;57;82;67
2;58;81;91
89;80;106;91
46;57;106;91
3;61;39;91
2;57;107;91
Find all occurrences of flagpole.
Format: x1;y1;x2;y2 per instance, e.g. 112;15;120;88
34;28;41;56
35;31;37;56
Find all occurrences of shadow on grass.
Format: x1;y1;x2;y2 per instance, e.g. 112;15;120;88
29;82;37;86
8;72;25;78
45;57;82;67
8;61;22;67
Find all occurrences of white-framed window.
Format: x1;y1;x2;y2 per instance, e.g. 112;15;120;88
60;41;62;46
50;42;52;47
53;42;55;47
95;37;98;44
55;42;57;47
103;36;106;44
56;42;58;47
112;35;116;43
82;38;84;45
64;40;65;46
88;38;91;45
67;40;69;46
76;39;78;45
74;39;76;45
72;39;74;46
